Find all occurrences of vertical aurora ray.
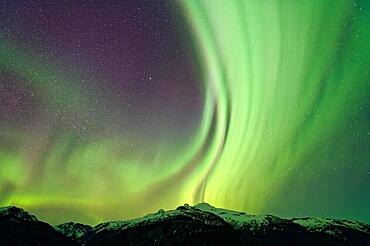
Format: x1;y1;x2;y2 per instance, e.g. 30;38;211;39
181;0;370;219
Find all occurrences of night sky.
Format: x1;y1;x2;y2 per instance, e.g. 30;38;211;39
0;0;369;225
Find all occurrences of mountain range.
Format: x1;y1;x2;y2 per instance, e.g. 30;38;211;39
0;203;369;245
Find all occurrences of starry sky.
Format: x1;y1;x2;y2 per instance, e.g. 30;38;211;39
0;0;369;225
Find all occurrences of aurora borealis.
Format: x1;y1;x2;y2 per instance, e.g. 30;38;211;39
0;0;369;225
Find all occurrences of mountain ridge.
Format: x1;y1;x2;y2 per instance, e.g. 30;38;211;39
0;204;369;245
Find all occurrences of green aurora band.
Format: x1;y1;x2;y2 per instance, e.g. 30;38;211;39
182;0;370;216
1;0;369;224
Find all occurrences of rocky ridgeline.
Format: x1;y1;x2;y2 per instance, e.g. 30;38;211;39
0;204;369;245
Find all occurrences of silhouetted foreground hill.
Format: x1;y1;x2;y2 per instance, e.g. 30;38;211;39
0;204;369;245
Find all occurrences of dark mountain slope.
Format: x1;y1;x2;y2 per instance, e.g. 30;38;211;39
0;206;77;246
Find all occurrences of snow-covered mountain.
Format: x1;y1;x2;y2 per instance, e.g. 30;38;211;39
0;204;369;245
